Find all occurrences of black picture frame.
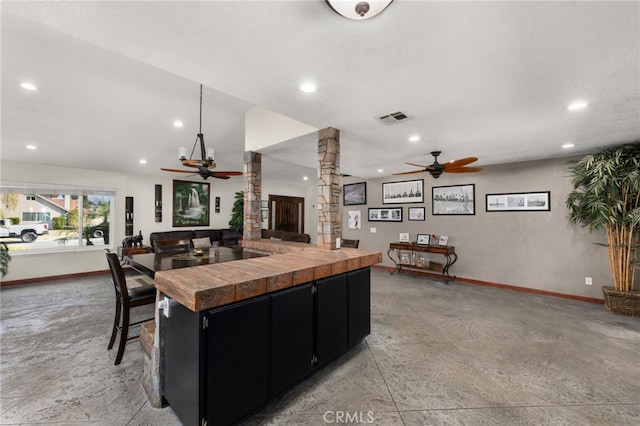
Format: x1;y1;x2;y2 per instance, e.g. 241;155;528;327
368;207;403;222
172;180;210;227
486;191;550;212
382;179;424;204
343;182;367;205
408;207;425;221
416;233;430;245
432;184;475;215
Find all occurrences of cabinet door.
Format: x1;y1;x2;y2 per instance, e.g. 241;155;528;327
160;300;205;426
269;283;314;397
206;295;269;426
315;274;348;368
348;268;371;347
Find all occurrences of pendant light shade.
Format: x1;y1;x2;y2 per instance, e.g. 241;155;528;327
325;0;393;20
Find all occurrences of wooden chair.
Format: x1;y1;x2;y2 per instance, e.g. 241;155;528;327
105;250;156;365
153;239;191;254
341;239;360;248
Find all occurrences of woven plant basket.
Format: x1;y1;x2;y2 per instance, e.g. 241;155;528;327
602;286;640;317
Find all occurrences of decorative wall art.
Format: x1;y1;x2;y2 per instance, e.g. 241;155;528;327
172;180;210;227
486;191;550;212
343;182;367;206
154;185;162;223
382;179;424;204
368;207;403;222
348;210;362;229
408;206;425;221
432;184;475;215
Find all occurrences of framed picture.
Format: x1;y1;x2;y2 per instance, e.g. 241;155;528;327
432;184;475;215
348;210;362;229
368;207;403;222
172;180;210;227
399;250;411;265
343;182;367;206
486;191;551;212
408;206;425;221
382;179;424;204
416;233;430;245
399;232;410;242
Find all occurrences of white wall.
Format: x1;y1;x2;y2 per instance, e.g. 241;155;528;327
341;157;613;300
1;160;318;281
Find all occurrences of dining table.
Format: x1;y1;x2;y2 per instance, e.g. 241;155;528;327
125;246;267;278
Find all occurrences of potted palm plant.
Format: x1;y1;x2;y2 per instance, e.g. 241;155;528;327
566;143;640;316
1;242;11;278
228;191;244;233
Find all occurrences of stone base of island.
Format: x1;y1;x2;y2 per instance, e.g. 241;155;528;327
152;240;382;426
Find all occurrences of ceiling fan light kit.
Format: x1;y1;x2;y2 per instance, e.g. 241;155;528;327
325;0;393;20
161;84;242;180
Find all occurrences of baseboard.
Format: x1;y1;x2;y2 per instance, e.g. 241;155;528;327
372;265;604;305
1;269;112;287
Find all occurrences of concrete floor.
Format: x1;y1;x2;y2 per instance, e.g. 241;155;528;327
1;268;639;425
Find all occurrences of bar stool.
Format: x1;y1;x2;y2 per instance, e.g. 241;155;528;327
341;239;360;248
105;250;156;365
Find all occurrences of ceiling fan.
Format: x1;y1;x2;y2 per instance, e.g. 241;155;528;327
161;84;243;180
394;151;483;179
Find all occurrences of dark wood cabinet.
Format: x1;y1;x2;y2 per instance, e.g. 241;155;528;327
161;268;371;426
269;283;314;397
206;296;269;426
315;274;348;368
348;268;370;346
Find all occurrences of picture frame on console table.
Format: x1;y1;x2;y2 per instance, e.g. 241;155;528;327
416;233;430;245
486;191;550;212
172;180;210;227
432;184;475;215
382;179;424;204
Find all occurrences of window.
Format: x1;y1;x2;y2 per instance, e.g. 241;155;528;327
22;212;51;222
1;185;114;253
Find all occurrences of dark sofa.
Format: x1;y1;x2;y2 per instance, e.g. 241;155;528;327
261;229;311;243
149;228;242;252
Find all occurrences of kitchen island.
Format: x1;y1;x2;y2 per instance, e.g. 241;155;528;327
154;244;382;426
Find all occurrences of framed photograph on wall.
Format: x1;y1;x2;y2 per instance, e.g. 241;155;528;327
348;210;362;229
432;184;475;215
382;179;424;204
172;180;210;227
408;206;425;221
486;191;550;212
368;207;403;222
343;182;367;206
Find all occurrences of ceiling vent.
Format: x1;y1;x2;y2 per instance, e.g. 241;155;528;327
376;111;408;125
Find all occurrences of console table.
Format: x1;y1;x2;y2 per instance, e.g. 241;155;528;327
388;242;457;283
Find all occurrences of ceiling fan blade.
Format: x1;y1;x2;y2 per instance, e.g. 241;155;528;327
209;173;231;180
212;171;243;176
392;170;428;175
445;166;484;173
160;168;198;173
444;157;478;169
404;162;430;168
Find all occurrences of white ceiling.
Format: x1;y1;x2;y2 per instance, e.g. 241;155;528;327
2;1;639;183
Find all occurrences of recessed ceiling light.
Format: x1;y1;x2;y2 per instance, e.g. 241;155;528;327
409;135;420;142
299;82;317;93
25;144;37;150
139;159;147;164
377;169;384;173
567;101;588;110
20;82;37;91
562;143;575;149
303;176;309;181
173;120;184;128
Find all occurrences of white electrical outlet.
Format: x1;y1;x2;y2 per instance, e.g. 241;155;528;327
585;277;593;285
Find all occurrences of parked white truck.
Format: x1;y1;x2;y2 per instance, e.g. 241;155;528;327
0;219;49;243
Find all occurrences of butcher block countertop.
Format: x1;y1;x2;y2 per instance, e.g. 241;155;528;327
154;247;383;312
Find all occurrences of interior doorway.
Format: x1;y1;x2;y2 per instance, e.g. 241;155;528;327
268;195;305;233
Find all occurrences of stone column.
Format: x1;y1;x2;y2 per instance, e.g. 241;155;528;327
243;151;262;242
317;127;341;250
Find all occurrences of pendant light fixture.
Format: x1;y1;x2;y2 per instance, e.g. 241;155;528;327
324;0;393;20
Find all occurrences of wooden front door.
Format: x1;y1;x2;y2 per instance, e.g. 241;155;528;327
268;195;304;233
